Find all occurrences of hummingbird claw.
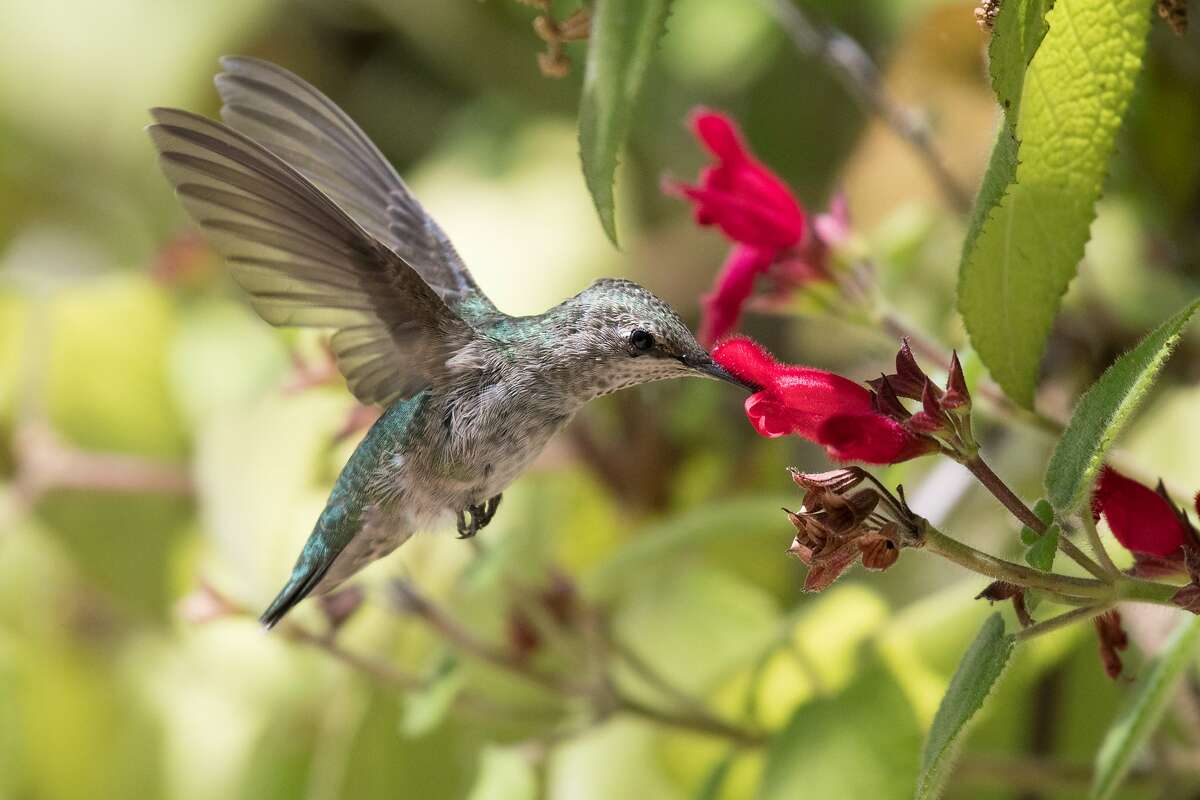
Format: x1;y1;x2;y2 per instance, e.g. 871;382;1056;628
455;494;503;539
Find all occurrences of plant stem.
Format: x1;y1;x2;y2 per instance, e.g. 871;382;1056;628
614;694;767;748
962;456;1109;580
922;525;1111;602
1013;604;1112;641
1079;510;1121;578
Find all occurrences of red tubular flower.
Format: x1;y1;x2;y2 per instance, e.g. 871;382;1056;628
665;109;843;346
698;245;775;348
665;110;806;250
1093;467;1189;557
713;337;937;465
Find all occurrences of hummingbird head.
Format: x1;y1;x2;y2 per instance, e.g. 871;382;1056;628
551;279;758;398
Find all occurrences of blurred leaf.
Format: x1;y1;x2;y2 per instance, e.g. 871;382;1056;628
693;750;736;800
612;565;779;696
578;0;672;244
959;0;1152;406
1092;617;1200;800
914;613;1014;800
1023;523;1059;572
467;747;537;800
339;686;479;800
401;655;465;738
1045;298;1200;514
587;495;793;600
757;662;921;800
550;719;688;800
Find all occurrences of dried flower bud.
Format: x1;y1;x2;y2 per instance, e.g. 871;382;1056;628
1174;585;1200;614
1158;0;1188;35
788;467;866;495
319;585;365;631
178;580;241;625
1093;610;1129;680
859;526;900;571
976;0;1000;31
508;611;541;657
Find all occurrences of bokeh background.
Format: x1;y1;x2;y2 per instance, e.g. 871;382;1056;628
2;1;1199;798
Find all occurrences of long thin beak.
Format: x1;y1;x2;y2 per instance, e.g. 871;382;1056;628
691;356;760;392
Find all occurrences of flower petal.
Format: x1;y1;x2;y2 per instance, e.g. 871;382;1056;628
699;246;774;346
1094;467;1187;557
817;413;937;465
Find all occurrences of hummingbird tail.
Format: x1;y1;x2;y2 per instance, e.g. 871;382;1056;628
259;560;332;629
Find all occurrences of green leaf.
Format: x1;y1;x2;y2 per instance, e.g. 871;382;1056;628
1045;298;1200;513
694;751;736;800
915;614;1014;800
578;0;672;245
1019;499;1056;545
1092;617;1200;800
960;0;1052;266
959;0;1153;406
758;662;921;800
1024;523;1060;571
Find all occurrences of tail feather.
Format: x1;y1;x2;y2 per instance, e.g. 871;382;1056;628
259;559;333;629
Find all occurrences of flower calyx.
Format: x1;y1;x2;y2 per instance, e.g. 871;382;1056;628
867;341;977;460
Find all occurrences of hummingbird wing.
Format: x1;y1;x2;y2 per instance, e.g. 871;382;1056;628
212;56;501;323
148;107;475;405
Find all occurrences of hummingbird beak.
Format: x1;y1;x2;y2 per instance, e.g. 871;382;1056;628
689;355;760;392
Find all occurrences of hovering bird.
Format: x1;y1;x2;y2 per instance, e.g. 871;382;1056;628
147;57;753;628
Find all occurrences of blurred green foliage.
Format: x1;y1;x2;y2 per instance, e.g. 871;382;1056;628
2;1;1199;799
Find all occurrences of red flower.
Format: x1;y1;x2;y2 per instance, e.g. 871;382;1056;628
713;337;937;465
698;245;775;348
1093;467;1189;558
665;110;805;250
664;109;844;346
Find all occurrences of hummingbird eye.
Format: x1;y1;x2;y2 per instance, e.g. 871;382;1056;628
628;329;655;354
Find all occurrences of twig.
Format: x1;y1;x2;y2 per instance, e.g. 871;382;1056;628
761;0;973;213
392;579;566;693
281;624;427;691
962;455;1109;581
12;420;193;505
614;694;768;748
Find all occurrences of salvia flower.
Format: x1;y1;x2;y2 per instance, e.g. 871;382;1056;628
784;467;923;591
663;109;846;345
1092;467;1193;558
713;337;953;465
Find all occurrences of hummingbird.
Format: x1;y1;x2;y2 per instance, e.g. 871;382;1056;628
147;57;753;628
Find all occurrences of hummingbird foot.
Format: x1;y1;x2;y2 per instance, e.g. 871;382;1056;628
456;494;503;539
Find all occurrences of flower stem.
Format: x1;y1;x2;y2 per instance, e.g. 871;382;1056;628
963;456;1109;581
922;525;1111;602
1079;510;1121;578
1013;604;1112;641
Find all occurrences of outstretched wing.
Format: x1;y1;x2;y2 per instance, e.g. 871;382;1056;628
213;56;500;322
147;107;474;406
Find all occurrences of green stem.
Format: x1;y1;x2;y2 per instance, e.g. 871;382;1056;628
1116;578;1183;606
1013;604;1112;641
922;525;1111;602
1079;511;1121;578
962;456;1109;581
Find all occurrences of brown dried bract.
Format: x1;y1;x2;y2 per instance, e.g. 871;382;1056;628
1158;0;1188;35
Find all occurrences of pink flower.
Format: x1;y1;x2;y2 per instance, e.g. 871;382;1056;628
712;337;937;465
1093;467;1191;558
664;109;845;346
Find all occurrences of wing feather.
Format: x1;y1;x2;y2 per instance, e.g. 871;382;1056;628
148;107;472;405
214;56;499;319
